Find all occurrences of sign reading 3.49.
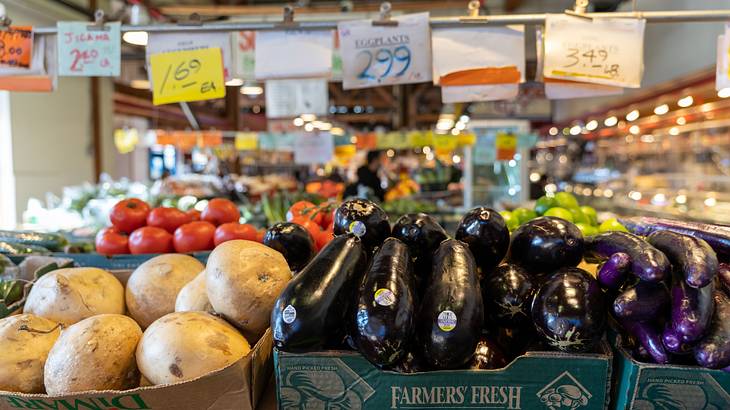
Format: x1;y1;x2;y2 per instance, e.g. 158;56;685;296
544;14;645;88
150;48;225;105
338;12;431;90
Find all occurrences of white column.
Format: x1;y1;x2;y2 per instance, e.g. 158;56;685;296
0;90;16;228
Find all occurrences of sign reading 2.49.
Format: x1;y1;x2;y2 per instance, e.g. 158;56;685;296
339;12;431;90
150;48;226;105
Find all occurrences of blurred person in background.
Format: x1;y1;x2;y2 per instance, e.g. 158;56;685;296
344;150;387;201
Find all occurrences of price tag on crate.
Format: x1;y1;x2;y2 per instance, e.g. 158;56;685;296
150;48;226;106
57;21;120;76
544;14;645;88
0;26;33;68
338;12;431;90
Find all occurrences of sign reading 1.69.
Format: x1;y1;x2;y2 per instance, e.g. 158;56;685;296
150;48;225;105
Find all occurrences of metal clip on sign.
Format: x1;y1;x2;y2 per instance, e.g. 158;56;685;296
276;5;298;28
0;4;11;32
87;9;110;32
179;12;203;27
372;2;398;27
460;0;484;22
565;0;593;20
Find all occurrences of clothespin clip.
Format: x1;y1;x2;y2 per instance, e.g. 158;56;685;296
372;2;397;27
0;3;12;32
275;5;298;28
565;0;592;20
87;9;110;31
179;12;203;26
460;0;484;22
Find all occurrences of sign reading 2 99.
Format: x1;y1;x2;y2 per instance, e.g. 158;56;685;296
354;35;412;82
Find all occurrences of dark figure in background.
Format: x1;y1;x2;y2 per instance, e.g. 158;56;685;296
344;150;386;201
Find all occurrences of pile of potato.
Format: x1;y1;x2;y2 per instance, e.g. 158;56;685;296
0;240;291;395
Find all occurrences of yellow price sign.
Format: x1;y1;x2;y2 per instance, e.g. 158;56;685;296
235;132;258;151
458;132;477;146
432;133;458;151
407;130;433;148
496;132;517;161
150;48;226;106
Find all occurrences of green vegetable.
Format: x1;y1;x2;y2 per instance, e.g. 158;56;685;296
569;207;590;225
580;206;598;225
575;223;599;237
500;211;519;231
544;207;574;223
0;230;68;252
554;192;580;210
512;208;537;225
0;241;51;255
534;195;557;215
599;218;629;233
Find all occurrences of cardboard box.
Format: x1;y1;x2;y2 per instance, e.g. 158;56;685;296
612;339;730;409
274;343;612;409
0;329;273;410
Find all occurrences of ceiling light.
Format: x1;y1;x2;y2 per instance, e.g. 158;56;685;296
719;88;730;98
123;31;148;46
569;125;581;135
450;128;460;135
669;127;679;136
629;125;640;134
676;116;686;125
300;114;316;122
675;194;687;204
677;96;693;107
705;197;717;207
293;117;304;126
455;121;466;130
225;78;244;87
640;134;654;143
585;120;598;131
459;115;470;123
452;155;461;164
653;104;669;115
304;123;314;132
548;127;558;136
604;116;618;127
318;122;332;131
331;127;344;136
240;86;263;96
626;109;640;121
130;79;150;90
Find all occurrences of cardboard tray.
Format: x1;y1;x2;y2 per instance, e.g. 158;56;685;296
0;329;273;410
612;337;730;409
274;343;613;409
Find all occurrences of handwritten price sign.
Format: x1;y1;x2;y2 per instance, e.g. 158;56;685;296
338;12;431;90
57;22;120;76
544;15;645;88
150;48;226;106
0;26;33;68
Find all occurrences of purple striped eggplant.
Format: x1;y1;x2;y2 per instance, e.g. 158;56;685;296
586;231;669;282
621;216;730;261
597;252;630;291
668;272;715;343
694;291;730;369
612;281;669;322
646;230;718;288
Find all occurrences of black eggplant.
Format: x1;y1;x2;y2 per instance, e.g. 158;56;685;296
647;230;718;288
586;231;669;283
455;207;510;274
333;199;390;251
263;222;316;272
694;291;730;369
668;271;714;343
494;325;536;359
620;319;669;364
482;263;534;328
392;213;448;278
717;263;730;297
612;281;669;322
271;234;367;351
417;239;483;369
531;267;606;353
470;337;508;370
390;351;427;373
354;238;415;368
508;217;584;274
597;252;630;291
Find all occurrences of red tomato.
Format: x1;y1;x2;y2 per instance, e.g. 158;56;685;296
315;228;334;251
293;217;323;242
128;226;173;254
287;200;323;226
214;223;257;246
174;221;216;253
201;198;240;226
95;227;129;255
110;198;150;233
147;207;191;234
255;229;266;243
319;206;336;230
186;209;201;221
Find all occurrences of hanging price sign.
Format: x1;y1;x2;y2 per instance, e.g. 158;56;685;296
0;26;33;68
495;132;517;161
544;14;645;88
338;12;431;90
150;48;226;105
57;22;120;76
717;28;730;92
432;133;458;152
235;132;258;151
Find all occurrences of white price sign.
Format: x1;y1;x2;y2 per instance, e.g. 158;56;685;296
544;14;645;88
294;132;334;165
338;12;431;90
717;26;730;92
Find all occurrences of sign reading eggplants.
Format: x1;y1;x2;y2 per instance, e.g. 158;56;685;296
338;12;431;90
150;48;225;105
57;22;121;76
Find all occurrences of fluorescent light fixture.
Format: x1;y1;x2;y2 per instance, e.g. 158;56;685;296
293;117;304;126
300;114;316;122
719;88;730;98
548;127;558;135
130;79;150;89
677;96;693;107
626;109;640;121
225;78;244;87
585;120;598;131
123;31;148;46
240;86;263;96
604;116;618;127
629;125;640;134
569;125;581;135
653;104;669;115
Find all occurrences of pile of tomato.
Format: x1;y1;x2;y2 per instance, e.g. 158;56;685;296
285;200;336;251
95;198;264;255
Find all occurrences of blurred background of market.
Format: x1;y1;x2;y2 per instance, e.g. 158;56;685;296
0;0;727;235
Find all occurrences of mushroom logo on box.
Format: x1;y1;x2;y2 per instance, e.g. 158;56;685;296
536;371;592;409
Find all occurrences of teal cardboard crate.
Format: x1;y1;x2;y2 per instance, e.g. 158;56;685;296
46;251;210;270
274;345;612;409
613;339;730;409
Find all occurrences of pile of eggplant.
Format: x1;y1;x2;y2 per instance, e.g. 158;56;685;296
602;217;730;370
271;199;609;372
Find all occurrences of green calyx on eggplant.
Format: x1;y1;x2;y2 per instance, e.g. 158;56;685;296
470;337;508;370
667;270;714;344
455;207;510;275
271;234;367;351
392;213;448;276
263;222;316;272
417;239;483;370
508;217;584;274
531;267;606;353
333;199;390;252
647;230;718;288
482;263;534;328
587;231;669;283
612;281;669;323
694;291;730;369
354;237;416;368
